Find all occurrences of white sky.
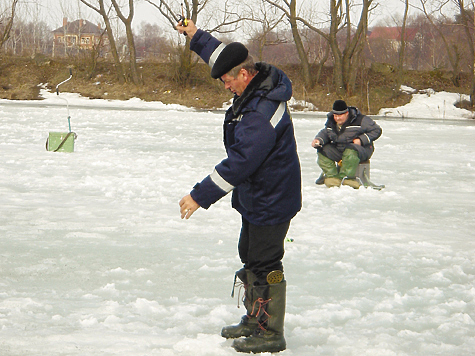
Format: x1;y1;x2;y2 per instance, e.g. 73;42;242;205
17;0;426;32
15;0;164;29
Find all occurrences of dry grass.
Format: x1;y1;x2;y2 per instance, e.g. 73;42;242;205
0;55;472;115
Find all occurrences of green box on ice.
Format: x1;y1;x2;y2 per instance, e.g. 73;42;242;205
46;132;76;152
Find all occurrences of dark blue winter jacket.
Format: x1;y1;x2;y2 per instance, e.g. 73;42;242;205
188;30;302;226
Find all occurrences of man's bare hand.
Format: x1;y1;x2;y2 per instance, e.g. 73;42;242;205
176;19;198;39
179;194;200;219
311;138;322;148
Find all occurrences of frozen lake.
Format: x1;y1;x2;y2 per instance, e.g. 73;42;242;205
0;99;474;355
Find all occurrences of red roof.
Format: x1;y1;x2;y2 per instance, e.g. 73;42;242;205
368;27;418;41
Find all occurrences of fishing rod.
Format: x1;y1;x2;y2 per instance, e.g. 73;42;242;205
178;3;188;36
46;68;76;152
55;68;73;132
56;68;72;95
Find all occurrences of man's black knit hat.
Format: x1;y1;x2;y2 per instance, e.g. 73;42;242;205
210;42;249;79
332;99;349;114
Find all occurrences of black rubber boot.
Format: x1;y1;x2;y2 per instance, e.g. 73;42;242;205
232;279;287;353
221;269;259;339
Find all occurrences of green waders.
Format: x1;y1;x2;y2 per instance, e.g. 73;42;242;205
318;149;361;188
339;148;360;179
340;149;361;188
317;152;341;187
317;152;339;178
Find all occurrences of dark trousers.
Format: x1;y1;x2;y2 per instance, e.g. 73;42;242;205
320;143;373;162
238;217;290;284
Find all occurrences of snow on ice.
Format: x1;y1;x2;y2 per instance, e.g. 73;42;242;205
379;86;473;120
0;88;474;355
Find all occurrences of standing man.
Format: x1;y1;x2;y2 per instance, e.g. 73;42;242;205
177;20;301;354
311;99;382;188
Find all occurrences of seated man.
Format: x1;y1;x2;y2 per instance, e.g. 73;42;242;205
311;100;382;189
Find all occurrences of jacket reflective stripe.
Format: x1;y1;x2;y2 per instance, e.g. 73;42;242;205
210;168;234;193
270;102;286;128
209;43;226;70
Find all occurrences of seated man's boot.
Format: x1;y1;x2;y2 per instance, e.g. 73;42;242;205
324;177;342;188
232;272;286;353
339;149;361;189
221;269;259;339
315;172;326;185
342;178;361;189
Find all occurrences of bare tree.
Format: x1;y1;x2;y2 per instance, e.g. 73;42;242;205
110;0;141;84
135;22;171;59
396;0;409;95
3;18;52;56
145;0;248;84
453;0;475;105
416;0;463;86
0;0;19;49
262;0;318;90
144;0;199;83
264;0;375;95
302;27;331;84
245;4;285;61
82;24;108;78
328;0;375;96
80;0;127;83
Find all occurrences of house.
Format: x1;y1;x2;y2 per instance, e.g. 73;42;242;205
52;18;107;56
368;27;419;51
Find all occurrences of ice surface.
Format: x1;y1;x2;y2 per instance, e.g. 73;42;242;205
0;92;474;355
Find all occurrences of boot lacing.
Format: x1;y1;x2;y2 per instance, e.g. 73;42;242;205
231;274;246;308
251;297;272;330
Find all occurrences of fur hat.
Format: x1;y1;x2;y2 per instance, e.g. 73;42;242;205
210;42;249;79
332;99;349;114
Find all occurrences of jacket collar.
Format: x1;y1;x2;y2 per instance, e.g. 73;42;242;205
231;62;272;117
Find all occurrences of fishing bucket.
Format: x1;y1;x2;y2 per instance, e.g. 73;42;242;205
46;132;76;152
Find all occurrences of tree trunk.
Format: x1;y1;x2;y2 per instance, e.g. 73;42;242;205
0;0;19;49
80;0;127;83
329;0;345;95
289;0;315;90
395;0;409;96
145;0;200;85
111;0;141;85
345;0;371;96
263;0;316;90
455;0;475;106
419;0;461;86
178;0;196;83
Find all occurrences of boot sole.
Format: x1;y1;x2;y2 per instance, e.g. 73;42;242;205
221;325;256;339
232;336;286;353
221;330;254;339
232;343;286;353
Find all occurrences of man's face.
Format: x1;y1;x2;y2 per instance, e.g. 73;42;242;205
221;70;248;96
334;111;349;125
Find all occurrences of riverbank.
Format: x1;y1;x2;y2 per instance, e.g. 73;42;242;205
0;55;472;115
